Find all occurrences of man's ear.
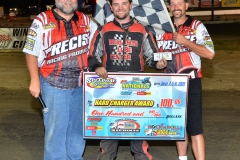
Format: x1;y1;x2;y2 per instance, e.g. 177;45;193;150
110;5;113;12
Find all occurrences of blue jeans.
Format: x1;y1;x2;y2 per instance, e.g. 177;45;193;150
40;76;86;160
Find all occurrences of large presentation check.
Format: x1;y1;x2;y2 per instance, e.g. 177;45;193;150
83;72;189;140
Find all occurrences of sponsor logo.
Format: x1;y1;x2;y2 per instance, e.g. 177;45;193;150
0;34;11;41
201;29;209;36
136;92;151;95
24;37;35;51
145;124;182;136
30;22;39;29
47;34;89;57
87;117;102;122
120;91;132;95
157;35;196;50
91;121;98;126
110;119;140;133
0;34;11;48
86;77;117;88
85;126;102;130
204;41;214;50
28;29;37;37
44;22;56;30
93;99;154;107
121;77;151;92
224;0;238;6
43;34;89;65
204;36;211;41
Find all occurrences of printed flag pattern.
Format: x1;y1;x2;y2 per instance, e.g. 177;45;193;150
94;0;175;35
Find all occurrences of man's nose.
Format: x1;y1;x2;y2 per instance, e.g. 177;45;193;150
119;4;124;10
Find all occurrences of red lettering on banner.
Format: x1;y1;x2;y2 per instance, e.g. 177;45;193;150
0;34;11;41
160;99;173;107
91;110;104;116
105;110;132;116
132;112;144;116
149;110;161;117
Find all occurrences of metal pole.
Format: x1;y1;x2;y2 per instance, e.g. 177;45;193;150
38;0;41;13
211;0;214;21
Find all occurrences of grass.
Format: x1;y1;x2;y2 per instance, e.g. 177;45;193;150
213;39;240;51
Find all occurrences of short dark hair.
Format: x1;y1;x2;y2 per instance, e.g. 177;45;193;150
108;0;132;5
167;0;189;4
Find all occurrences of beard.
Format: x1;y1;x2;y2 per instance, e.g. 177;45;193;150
114;13;128;20
172;9;184;18
55;0;78;15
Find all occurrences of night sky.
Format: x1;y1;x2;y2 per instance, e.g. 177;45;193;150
0;0;55;13
0;0;93;14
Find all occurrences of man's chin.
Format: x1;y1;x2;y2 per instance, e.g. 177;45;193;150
116;15;127;20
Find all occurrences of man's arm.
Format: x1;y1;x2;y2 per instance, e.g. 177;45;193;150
143;27;167;69
173;33;214;59
88;26;108;78
173;23;215;60
25;54;40;98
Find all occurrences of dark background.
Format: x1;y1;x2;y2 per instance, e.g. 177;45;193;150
0;0;55;13
0;0;96;16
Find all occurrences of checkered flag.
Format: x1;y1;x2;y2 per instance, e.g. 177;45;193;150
94;0;175;35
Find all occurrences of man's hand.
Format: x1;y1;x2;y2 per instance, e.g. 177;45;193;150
95;67;108;78
29;78;40;98
156;58;167;69
173;32;187;45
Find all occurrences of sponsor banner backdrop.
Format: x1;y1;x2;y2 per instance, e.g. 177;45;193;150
201;0;220;7
83;72;189;140
0;7;4;17
222;0;240;7
188;0;199;7
0;28;28;50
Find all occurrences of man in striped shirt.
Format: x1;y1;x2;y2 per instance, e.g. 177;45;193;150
23;0;97;159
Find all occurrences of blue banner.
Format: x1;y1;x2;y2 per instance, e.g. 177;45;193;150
83;72;189;140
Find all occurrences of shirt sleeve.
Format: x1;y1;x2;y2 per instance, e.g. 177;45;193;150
22;14;44;67
196;23;215;54
88;26;103;72
143;27;158;68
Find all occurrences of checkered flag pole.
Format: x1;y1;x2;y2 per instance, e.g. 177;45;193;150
94;0;175;35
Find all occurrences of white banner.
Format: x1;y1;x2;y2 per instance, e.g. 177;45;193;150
83;72;189;140
0;28;28;50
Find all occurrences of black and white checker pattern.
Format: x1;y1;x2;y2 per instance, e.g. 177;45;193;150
94;0;175;35
112;34;125;66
